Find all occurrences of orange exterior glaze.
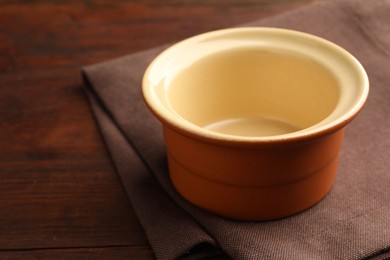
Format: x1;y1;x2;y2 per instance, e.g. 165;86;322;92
164;126;345;220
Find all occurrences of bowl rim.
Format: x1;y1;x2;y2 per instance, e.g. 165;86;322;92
142;27;369;145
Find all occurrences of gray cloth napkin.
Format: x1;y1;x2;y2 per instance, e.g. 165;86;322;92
82;0;390;259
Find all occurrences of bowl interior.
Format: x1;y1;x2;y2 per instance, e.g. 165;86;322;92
167;47;339;137
143;28;368;141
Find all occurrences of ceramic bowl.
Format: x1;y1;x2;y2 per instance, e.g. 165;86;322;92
142;27;369;221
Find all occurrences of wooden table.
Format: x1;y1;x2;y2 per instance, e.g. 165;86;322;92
0;1;319;258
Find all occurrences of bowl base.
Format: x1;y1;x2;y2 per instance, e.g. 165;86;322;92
168;152;338;221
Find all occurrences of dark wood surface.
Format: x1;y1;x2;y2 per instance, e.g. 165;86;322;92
0;1;319;258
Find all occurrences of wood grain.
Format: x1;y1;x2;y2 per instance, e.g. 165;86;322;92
0;0;317;257
0;246;154;260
